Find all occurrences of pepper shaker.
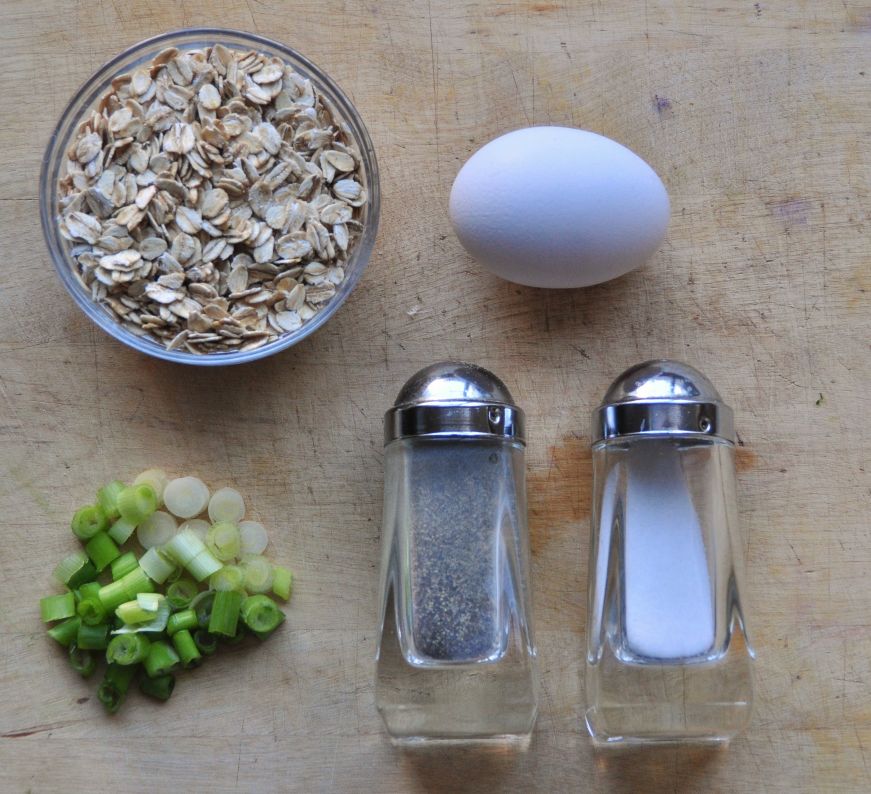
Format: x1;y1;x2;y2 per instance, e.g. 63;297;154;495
375;362;538;743
585;360;754;745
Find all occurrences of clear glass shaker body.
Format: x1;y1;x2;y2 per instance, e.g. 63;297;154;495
376;435;538;743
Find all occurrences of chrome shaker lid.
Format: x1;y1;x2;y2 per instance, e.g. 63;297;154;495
385;362;525;445
593;359;734;442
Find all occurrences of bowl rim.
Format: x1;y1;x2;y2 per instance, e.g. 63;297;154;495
40;27;380;366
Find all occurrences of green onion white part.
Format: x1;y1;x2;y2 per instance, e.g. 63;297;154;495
163;477;210;519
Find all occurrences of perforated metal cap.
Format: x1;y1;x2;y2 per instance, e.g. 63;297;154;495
385;362;525;445
594;359;734;442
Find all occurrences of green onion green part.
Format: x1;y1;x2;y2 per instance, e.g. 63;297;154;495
193;630;218;655
139;673;175;701
208;590;243;637
116;599;158;625
71;504;109;540
116;483;158;525
52;550;90;587
240;595;285;638
192;590;216;628
166;578;198;611
40;592;76;623
84;532;120;572
77;621;110;650
272;567;293;601
172;629;202;668
209;564;244;592
108;518;137;545
97;480;126;522
77;595;108;626
143;640;180;678
76;581;101;602
167;609;197;637
47;616;81;647
110;551;139;581
206;521;241;562
139;547;177;585
98;663;137;713
69;644;98;677
111;598;170;635
98;567;153;611
107;633;151;665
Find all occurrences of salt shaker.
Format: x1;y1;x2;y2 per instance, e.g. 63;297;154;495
585;360;754;745
375;362;538;743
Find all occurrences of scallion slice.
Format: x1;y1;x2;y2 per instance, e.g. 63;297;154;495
209;564;244;592
77;622;110;650
240;594;285;638
188;549;223;582
85;532;120;572
137;510;177;550
98;567;153;611
179;519;210;541
138;547;177;584
166;578;198;610
208;590;243;637
167;609;197;636
77;594;108;626
143;640;180;678
110;551;139;581
111;598;170;634
40;592;76;623
47;616;81;647
71;505;109;540
98;663;137;713
77;581;101;602
69;644;98;677
107;633;151;665
193;630;218;655
241;555;273;594
108;518;137;545
239;521;268;556
165;528;223;581
191;590;216;628
139;673;175;701
272;566;293;601
53;550;90;587
117;483;158;525
97;480;126;522
137;593;164;612
172;629;202;668
133;469;169;506
206;521;241;562
208;488;245;523
163;477;210;519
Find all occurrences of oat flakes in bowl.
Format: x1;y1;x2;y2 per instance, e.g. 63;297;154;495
41;29;379;365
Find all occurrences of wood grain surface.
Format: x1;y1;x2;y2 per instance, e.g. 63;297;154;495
1;1;869;791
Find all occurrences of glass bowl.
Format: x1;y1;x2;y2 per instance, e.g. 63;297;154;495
40;28;380;366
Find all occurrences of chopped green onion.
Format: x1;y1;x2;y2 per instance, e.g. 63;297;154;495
71;504;109;540
98;663;136;713
116;483;158;525
69;644;98;677
208;488;245;523
77;594;108;626
133;469;169;506
68;561;98;589
139;673;175;701
98;566;153;611
40;592;76;623
85;532;120;572
188;549;223;582
139;547;177;584
206;521;241;562
97;480;126;522
116;600;157;624
272;566;293;601
137;510;177;549
77;581;101;602
208;590;243;637
107;633;151;665
111;598;170;634
192;590;216;628
172;629;202;668
143;640;180;678
193;630;218;655
47;616;81;647
239;520;268;555
163;476;210;519
167;608;197;636
77;622;110;650
240;595;285;638
52;550;90;586
164;528;223;582
166;578;198;610
209;564;244;592
108;518;136;544
110;551;139;581
137;593;163;612
241;555;274;594
178;519;210;541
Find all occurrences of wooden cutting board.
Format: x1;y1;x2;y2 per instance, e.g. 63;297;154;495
1;1;868;791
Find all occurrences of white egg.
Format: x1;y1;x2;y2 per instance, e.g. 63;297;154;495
449;126;670;288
